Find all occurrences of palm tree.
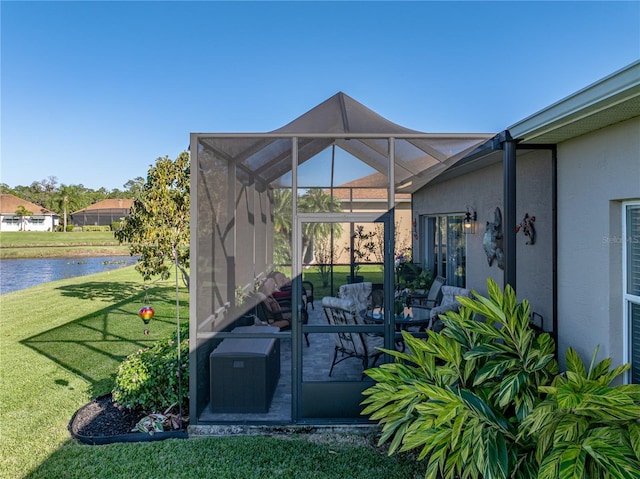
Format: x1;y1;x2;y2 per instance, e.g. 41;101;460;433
54;185;82;232
272;188;343;265
272;188;293;264
14;205;32;231
272;188;292;236
298;188;342;264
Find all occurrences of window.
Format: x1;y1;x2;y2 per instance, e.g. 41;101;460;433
2;217;20;224
423;214;466;287
625;202;640;383
30;218;45;224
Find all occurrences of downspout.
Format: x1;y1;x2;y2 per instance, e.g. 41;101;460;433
501;130;517;291
551;145;558;346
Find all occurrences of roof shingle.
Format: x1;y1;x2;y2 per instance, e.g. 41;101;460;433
0;194;57;215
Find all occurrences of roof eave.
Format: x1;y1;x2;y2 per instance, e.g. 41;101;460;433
508;60;640;144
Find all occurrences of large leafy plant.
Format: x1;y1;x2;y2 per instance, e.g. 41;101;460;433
521;347;640;478
362;278;640;478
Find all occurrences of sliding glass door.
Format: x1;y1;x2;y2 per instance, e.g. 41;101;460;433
423;214;467;287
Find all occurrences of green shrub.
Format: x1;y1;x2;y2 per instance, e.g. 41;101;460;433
361;278;640;479
82;225;111;232
112;324;189;412
111;221;121;231
521;347;640;479
65;224;74;232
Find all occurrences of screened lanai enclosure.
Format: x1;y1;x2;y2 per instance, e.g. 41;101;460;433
189;93;492;426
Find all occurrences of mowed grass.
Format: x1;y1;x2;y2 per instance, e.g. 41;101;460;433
0;231;122;247
1;265;424;479
0;231;129;259
293;265;385;299
0;266;188;478
21;434;425;479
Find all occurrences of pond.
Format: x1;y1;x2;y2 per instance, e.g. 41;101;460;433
0;256;138;295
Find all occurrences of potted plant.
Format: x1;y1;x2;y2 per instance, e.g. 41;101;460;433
408;264;432;294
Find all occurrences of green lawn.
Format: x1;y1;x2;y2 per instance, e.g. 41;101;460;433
0;266;424;479
0;231;121;246
0;231;129;259
302;265;384;299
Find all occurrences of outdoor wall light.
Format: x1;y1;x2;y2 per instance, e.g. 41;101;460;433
463;208;477;234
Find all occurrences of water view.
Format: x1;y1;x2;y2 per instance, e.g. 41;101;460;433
0;256;138;295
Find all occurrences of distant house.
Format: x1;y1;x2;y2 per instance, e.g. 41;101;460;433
329;172;413;262
0;194;59;232
70;199;133;228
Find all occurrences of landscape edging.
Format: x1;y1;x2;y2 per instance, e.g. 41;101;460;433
68;395;188;446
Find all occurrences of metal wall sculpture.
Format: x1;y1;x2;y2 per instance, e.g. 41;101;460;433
516;213;536;245
483;207;504;270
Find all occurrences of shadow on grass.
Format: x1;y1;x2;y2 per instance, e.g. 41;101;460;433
55;280;146;302
21;283;188;398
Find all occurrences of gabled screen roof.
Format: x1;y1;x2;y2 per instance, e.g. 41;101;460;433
195;92;494;193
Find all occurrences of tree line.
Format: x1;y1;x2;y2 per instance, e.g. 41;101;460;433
0;176;145;217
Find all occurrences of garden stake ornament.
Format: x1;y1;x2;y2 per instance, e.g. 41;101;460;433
138;291;155;335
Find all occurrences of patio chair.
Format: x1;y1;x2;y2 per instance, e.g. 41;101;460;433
370;287;384;310
338;281;373;318
254;292;310;346
264;273;312;313
322;296;383;378
411;275;445;308
255;292;292;330
402;276;445;333
428;285;473;331
302;280;315;310
269;271;292;289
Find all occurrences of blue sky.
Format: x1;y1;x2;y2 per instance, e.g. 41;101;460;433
2;1;639;191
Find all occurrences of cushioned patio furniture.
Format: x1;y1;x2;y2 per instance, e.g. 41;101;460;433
428;285;473;331
255;292;292;330
322;296;383;378
265;271;313;312
254;292;310;346
338;281;372;318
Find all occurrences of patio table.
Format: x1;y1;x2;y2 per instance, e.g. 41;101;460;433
362;306;431;331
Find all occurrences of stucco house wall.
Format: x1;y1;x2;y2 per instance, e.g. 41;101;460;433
556;116;640;367
411;149;554;327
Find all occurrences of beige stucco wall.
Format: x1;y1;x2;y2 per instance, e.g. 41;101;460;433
412;149;554;329
326;202;412;264
556;116;640;369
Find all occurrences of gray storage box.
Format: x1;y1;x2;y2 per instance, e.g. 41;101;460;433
210;336;280;413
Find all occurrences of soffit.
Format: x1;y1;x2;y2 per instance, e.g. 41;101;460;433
509;61;640;144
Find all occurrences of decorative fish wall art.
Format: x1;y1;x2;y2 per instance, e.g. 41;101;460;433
483;207;504;270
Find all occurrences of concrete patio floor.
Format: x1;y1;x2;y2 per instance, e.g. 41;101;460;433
197;299;382;424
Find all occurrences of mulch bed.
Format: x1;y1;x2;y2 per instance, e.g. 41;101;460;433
69;394;188;444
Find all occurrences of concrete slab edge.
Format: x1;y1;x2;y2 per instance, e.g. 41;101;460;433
188;423;380;438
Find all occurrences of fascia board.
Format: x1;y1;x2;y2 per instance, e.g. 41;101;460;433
509;60;640;141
